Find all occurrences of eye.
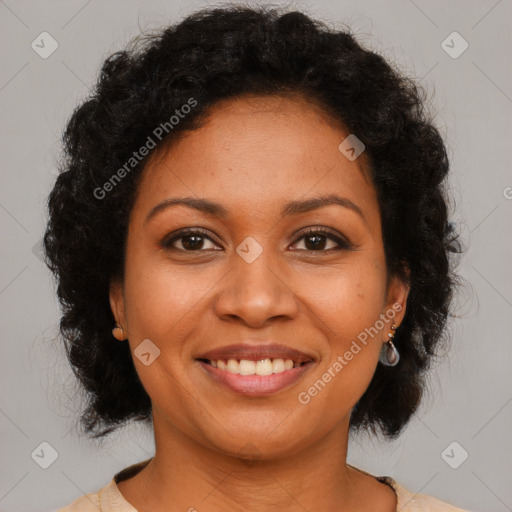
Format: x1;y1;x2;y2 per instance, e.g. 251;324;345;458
291;227;353;252
161;227;353;253
161;228;221;252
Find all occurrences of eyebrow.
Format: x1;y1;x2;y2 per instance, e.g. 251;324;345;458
144;194;365;224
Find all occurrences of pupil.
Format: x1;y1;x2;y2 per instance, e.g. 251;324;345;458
183;235;203;250
306;234;325;250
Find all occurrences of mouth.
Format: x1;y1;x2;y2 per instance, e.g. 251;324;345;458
195;343;316;396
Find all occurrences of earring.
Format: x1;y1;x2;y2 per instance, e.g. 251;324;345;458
112;323;126;341
379;323;400;366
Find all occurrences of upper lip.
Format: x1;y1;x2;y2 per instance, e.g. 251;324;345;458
196;343;316;363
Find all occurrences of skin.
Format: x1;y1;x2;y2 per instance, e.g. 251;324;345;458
110;94;409;512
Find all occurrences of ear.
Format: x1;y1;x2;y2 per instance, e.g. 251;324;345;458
385;272;410;327
109;278;127;339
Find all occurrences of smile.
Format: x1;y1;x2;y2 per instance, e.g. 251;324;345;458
199;357;307;375
195;342;316;395
196;358;315;396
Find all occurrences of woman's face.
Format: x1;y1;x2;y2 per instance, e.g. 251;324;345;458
110;94;408;458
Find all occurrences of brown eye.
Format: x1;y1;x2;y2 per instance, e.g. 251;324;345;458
291;228;353;252
161;228;221;251
161;227;353;253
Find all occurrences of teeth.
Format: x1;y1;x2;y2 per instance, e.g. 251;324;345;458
239;360;256;375
226;359;239;374
209;358;300;375
256;359;273;376
272;358;285;373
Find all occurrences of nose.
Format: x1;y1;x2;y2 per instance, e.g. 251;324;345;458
213;244;299;328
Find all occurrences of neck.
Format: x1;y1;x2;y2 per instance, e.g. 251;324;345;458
118;414;395;512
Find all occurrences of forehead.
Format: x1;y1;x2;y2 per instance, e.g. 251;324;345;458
133;94;377;222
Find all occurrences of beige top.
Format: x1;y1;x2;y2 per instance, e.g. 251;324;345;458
56;458;470;511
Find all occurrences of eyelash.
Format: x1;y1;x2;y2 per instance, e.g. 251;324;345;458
161;227;353;253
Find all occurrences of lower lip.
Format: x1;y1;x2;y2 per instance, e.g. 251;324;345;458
197;360;314;396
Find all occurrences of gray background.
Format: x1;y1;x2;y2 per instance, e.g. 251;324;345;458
0;0;511;511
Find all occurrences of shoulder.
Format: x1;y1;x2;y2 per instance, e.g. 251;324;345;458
348;465;470;512
56;458;151;512
56;489;101;512
391;478;471;511
56;477;136;512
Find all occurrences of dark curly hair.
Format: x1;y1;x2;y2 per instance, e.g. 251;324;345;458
43;4;460;440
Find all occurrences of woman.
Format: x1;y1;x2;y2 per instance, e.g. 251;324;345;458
45;5;467;511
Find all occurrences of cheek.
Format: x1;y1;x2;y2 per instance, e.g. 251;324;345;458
296;258;387;405
119;251;217;410
303;260;388;347
295;273;386;426
120;250;211;417
122;241;212;343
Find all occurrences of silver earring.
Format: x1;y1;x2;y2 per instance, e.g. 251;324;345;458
379;324;400;366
